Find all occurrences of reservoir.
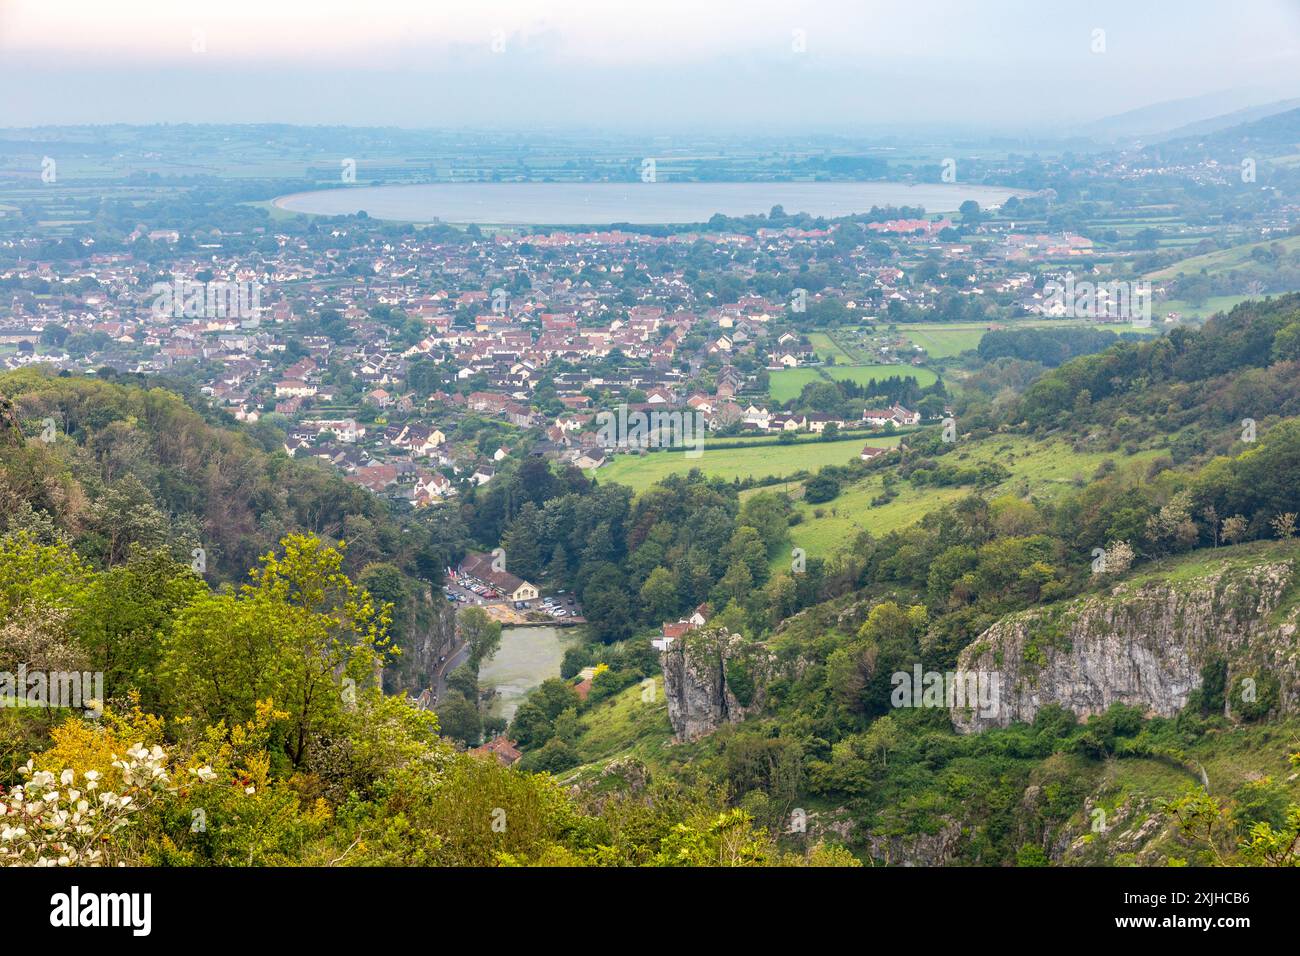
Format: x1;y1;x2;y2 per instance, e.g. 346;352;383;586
273;181;1022;225
478;625;577;723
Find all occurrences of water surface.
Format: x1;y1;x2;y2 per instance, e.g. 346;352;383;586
478;625;576;722
275;181;1021;225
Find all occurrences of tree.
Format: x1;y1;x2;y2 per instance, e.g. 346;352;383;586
459;606;503;670
1202;505;1221;547
713;561;754;608
861;715;900;768
1104;540;1135;576
434;691;482;748
1271;512;1297;539
1221;514;1249;545
804;473;841;504
160;534;389;767
723;525;770;585
581;563;634;642
359;562;409;644
639;566;680;624
508;699;554;749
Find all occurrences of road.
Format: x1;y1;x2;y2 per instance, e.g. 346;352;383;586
432;639;470;700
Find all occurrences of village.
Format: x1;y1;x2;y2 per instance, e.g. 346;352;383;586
0;213;1012;504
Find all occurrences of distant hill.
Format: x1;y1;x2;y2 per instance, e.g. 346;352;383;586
1151;98;1300;143
1181;104;1300;149
1072;89;1300;142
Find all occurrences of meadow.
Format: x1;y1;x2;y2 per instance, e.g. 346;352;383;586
767;363;938;402
593;434;901;491
781;435;1167;566
1146;234;1300;281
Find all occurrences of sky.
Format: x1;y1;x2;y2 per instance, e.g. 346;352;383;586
3;0;1300;132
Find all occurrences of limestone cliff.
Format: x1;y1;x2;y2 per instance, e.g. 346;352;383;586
952;552;1300;733
660;627;773;741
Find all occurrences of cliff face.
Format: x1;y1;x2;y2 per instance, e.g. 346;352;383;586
660;628;773;741
952;556;1300;733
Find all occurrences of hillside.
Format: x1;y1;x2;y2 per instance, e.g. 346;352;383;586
0;369;452;692
6;298;1300;868
548;543;1300;865
522;295;1300;866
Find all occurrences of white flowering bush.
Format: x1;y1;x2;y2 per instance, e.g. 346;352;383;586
0;743;214;867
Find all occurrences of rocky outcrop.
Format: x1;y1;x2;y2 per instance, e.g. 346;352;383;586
952;557;1300;733
660;628;773;741
863;819;963;867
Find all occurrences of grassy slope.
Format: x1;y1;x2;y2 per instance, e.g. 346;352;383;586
1146;234;1300;281
565;683;677;781
784;434;1166;565
594;434;901;492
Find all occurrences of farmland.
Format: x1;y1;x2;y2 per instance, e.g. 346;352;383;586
593;434;901;492
782;434;1167;565
767;363;938;402
1145;234;1300;281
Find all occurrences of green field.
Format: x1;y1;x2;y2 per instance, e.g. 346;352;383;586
1154;295;1250;321
768;363;938;402
1146;234;1300;281
593;435;901;491
784;436;1166;565
895;323;987;358
805;332;858;363
894;318;1159;361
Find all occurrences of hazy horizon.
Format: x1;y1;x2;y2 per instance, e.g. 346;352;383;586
4;0;1300;133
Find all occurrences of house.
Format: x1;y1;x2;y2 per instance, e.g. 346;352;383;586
457;552;539;603
274;378;317;398
860;444;891;462
573;448;606;470
467;391;509;414
471;736;522;766
413;472;453;505
862;404;920;428
393;424;445;456
303;418;365;443
346;463;399;493
742;405;771;429
805;413;845;434
654;603;710;651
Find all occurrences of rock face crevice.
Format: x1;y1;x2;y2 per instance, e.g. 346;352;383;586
951;560;1300;733
660;628;772;741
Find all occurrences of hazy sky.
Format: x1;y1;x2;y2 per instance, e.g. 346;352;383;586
3;0;1300;131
